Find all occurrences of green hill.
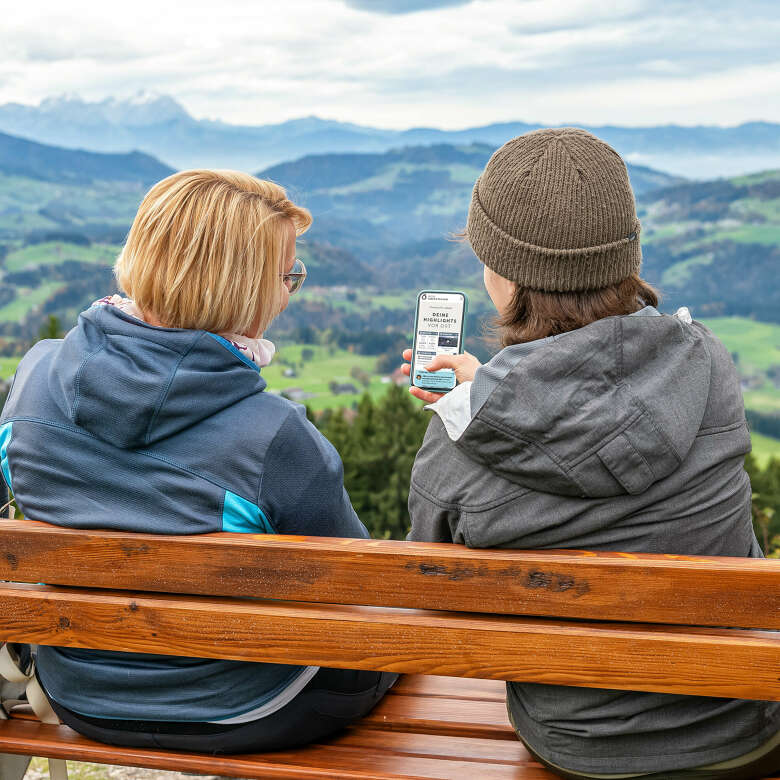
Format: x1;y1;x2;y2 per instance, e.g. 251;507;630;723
704;318;780;464
640;170;780;322
0;129;173;186
0;174;150;245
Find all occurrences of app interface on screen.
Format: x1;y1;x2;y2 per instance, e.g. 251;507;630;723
413;292;465;389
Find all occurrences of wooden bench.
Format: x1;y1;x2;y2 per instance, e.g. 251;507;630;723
0;517;778;779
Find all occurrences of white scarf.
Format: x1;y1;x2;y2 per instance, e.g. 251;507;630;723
93;295;276;369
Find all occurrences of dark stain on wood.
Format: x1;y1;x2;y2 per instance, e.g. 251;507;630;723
57;616;70;630
129;601;139;612
119;542;150;556
411;563;491;581
5;552;18;570
525;569;590;597
408;561;589;595
526;570;553;589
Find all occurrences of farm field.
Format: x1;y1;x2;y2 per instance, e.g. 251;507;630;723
702;317;780;416
262;343;395;411
0;281;64;322
4;241;119;272
751;432;780;467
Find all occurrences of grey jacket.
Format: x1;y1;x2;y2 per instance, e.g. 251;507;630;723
408;307;780;774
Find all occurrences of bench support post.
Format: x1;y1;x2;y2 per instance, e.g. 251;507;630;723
0;752;31;780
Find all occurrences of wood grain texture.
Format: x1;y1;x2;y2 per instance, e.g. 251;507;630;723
2;519;779;628
333;729;532;763
0;719;554;779
1;583;779;700
391;675;506;702
366;694;515;740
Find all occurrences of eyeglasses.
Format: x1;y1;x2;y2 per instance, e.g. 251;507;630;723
281;257;307;294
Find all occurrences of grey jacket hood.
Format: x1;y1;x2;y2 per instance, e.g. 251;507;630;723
47;304;266;449
430;308;712;498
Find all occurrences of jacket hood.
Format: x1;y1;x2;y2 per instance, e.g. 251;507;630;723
47;305;266;448
432;309;713;498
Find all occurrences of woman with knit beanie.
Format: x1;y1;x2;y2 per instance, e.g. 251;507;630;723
402;128;780;779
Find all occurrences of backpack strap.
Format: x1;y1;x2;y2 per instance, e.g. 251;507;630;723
0;643;69;780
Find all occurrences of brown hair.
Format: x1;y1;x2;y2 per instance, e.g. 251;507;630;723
493;273;660;348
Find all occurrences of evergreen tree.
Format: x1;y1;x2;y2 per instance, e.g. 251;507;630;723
316;385;429;539
745;453;780;556
37;315;63;341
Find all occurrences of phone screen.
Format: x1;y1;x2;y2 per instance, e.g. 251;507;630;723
411;290;467;392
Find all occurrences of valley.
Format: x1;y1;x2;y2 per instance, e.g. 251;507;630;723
0;130;777;461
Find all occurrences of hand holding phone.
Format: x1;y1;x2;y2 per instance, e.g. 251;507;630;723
404;290;480;402
401;348;482;403
411;291;467;392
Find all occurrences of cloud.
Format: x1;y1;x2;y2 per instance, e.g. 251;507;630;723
343;0;472;13
1;0;779;130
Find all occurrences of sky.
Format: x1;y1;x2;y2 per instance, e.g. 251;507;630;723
1;0;779;129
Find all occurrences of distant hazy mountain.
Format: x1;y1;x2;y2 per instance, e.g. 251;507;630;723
0;129;173;186
258;143;683;258
1;92;779;178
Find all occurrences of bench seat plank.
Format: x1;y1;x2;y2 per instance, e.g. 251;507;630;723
1;583;779;701
0;719;554;779
3;519;779;628
366;693;515;740
391;674;506;701
334;730;532;764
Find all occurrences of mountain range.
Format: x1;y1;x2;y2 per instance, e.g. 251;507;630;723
257;143;683;262
1;92;779;178
0;129;683;255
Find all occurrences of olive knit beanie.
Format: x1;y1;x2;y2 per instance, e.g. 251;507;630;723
467;127;641;292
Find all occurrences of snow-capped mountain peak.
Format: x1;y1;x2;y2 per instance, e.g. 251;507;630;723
35;91;191;127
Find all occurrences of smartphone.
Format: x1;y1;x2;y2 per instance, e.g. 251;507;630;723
411;290;468;393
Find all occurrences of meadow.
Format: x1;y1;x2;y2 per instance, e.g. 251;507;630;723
4;242;119;272
261;343;395;411
702;317;780;415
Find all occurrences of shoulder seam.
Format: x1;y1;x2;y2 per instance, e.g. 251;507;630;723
71;306;107;420
256;404;297;516
143;331;205;446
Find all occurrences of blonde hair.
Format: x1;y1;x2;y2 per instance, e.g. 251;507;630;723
115;170;311;336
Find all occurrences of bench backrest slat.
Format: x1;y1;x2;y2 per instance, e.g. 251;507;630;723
2;520;779;629
0;582;778;702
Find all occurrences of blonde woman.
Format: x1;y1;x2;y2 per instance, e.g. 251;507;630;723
0;170;395;753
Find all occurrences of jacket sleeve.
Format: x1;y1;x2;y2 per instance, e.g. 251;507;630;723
259;404;368;539
407;416;462;543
